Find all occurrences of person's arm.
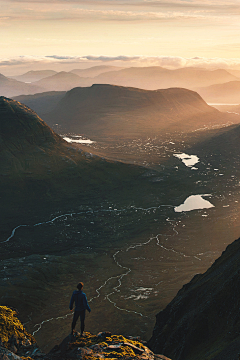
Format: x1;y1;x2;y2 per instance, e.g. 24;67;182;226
69;292;75;310
83;294;91;313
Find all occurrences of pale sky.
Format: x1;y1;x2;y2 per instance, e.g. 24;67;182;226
1;0;240;74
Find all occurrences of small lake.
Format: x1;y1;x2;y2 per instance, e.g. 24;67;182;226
174;153;199;168
63;136;94;144
174;194;215;213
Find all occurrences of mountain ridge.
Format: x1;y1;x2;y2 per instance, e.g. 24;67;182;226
92;66;238;90
41;84;240;139
0;73;43;97
197;80;240;104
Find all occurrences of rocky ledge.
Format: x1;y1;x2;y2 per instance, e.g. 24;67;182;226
0;306;171;360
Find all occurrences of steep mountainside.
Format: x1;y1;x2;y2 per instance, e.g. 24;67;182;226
13;91;66;116
0;96;66;176
148;235;240;360
0;96;63;147
0;73;43;97
0;95;162;244
42;84;239;139
92;67;238;90
197;80;240;104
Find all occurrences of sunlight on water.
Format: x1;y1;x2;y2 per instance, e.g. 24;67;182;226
63;137;94;144
174;194;215;213
174;153;199;167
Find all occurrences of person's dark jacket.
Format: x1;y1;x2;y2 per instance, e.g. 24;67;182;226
69;290;91;312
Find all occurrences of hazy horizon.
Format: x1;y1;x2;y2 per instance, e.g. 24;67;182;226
2;1;240;75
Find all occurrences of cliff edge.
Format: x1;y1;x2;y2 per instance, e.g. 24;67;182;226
148;237;240;360
0;306;170;360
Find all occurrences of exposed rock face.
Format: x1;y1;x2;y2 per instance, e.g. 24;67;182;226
147;237;240;360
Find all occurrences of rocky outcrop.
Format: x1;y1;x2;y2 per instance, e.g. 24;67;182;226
45;331;170;360
0;306;171;360
0;306;44;359
147;237;240;360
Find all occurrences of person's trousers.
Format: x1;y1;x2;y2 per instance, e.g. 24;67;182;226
71;310;86;334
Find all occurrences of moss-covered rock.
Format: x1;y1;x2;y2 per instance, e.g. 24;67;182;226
59;331;154;360
0;306;35;348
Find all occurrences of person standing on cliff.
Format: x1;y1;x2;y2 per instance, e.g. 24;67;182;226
69;282;91;336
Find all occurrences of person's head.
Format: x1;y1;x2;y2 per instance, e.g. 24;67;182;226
77;282;84;290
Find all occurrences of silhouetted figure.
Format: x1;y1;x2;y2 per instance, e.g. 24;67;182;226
69;282;91;335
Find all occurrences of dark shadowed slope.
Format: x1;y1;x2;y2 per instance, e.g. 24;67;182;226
11;70;58;83
92;67;238;90
0;96;63;147
0;95;149;181
196;80;240;104
0;73;43;97
32;71;91;91
0;96;155;235
71;65;124;77
0;96;66;176
42;84;239;139
13;91;66;116
148;235;240;360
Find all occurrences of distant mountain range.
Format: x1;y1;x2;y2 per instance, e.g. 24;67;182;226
11;70;58;83
38;84;239;139
2;66;240;98
0;73;43;97
1;66;123;96
32;71;90;92
26;66;240;93
197;80;240;104
71;65;124;77
91;67;238;91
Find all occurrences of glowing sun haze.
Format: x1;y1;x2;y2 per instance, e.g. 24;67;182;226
1;0;240;74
